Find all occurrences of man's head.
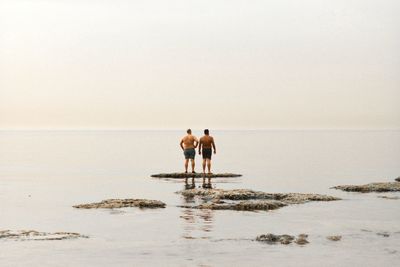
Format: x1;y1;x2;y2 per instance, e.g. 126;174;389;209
187;129;192;134
204;129;209;135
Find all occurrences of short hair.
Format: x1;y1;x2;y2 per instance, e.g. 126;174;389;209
187;129;192;134
204;129;209;135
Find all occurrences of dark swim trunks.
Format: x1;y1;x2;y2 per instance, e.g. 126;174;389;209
202;148;212;159
184;148;196;159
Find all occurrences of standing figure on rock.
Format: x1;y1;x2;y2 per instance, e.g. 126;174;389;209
180;129;198;174
198;129;216;179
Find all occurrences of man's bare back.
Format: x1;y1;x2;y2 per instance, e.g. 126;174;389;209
181;135;198;149
199;135;214;149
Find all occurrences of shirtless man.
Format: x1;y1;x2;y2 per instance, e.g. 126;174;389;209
180;129;198;174
198;129;216;176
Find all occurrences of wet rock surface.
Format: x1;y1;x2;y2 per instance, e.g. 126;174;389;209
332;182;400;193
180;200;287;211
151;173;242;179
177;189;340;211
0;230;88;241
73;199;166;209
327;235;342;241
256;234;309;245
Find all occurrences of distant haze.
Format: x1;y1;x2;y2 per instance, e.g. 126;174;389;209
1;0;399;129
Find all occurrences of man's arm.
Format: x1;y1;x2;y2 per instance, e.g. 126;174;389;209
180;139;184;150
194;137;199;149
198;139;202;154
212;138;216;154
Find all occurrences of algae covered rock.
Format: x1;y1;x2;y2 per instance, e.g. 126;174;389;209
178;188;340;204
256;234;295;244
73;199;166;209
256;233;308;245
0;230;88;241
177;188;339;211
151;173;242;179
181;200;287;211
332;182;400;193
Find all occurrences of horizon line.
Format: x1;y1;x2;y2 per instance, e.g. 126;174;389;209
1;127;400;132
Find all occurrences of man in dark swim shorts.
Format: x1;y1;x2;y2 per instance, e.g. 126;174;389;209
198;129;216;175
180;129;198;173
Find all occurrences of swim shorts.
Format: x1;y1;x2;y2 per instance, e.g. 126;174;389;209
184;148;196;159
202;148;212;159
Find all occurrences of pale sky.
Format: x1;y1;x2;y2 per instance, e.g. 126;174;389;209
0;0;399;129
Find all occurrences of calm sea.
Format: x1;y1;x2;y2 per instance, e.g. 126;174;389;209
0;130;399;266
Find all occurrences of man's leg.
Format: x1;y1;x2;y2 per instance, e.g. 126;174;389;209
202;159;206;173
191;159;195;173
207;159;212;174
184;159;189;173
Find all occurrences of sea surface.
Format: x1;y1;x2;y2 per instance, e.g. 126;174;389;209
0;130;399;267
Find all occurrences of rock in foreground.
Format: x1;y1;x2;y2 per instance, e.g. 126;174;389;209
151;173;242;179
73;199;166;209
0;230;87;241
332;182;400;193
177;189;340;211
256;234;309;245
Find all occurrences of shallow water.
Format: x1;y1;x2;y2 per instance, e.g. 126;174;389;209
0;130;399;266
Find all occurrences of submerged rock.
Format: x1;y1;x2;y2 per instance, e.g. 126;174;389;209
332;182;400;193
256;234;308;245
295;236;309;245
0;230;88;241
377;196;400;200
73;199;166;209
327;235;342;241
151;173;242;179
177;188;339;211
377;232;390;237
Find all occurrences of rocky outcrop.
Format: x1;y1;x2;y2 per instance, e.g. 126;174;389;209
332;182;400;193
180;200;287;211
73;199;166;209
151;173;242;179
177;189;340;211
0;230;87;241
327;235;342;241
256;233;309;245
395;177;400;182
179;189;340;203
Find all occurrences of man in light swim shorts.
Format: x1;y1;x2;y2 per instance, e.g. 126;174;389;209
180;129;198;174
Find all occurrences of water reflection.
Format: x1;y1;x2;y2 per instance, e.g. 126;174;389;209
180;181;215;240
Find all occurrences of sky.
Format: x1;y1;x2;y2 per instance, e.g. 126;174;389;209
0;0;399;129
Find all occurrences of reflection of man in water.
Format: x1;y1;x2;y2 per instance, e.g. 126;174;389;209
180;129;198;174
198;129;216;175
